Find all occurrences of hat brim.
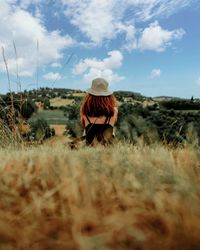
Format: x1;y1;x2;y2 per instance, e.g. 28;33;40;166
86;88;113;96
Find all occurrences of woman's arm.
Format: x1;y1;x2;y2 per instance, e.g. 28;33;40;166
109;107;118;126
114;107;118;125
80;114;85;128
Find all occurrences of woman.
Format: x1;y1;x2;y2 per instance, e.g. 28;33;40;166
80;78;118;146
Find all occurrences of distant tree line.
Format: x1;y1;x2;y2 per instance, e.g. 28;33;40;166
2;88;200;145
160;99;200;110
113;91;144;102
64;99;200;146
23;87;83;101
117;103;200;146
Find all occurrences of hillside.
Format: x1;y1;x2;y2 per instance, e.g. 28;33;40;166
1;87;200;146
1;88;200;249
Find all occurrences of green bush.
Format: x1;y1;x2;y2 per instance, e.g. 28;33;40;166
117;103;200;146
160;99;200;110
43;98;50;110
64;100;83;137
29;118;55;141
20;99;37;119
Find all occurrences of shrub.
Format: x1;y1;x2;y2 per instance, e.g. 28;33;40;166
20;99;37;119
29;118;55;141
117;103;200;146
64;100;83;137
43;98;50;110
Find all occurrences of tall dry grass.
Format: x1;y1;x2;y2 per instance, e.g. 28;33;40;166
1;44;27;145
0;119;23;148
0;142;200;249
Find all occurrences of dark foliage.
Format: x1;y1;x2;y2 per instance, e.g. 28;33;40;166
64;100;83;137
43;98;50;110
28;118;55;141
113;90;144;102
117;103;200;145
20;99;37;119
160;99;200;110
0;94;37;127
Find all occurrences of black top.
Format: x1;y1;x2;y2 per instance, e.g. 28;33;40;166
85;115;113;145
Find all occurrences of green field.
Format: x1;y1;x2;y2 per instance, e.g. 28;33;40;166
29;110;67;125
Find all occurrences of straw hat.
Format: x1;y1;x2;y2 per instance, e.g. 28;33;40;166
86;78;113;96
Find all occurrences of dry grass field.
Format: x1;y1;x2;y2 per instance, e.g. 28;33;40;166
72;93;86;97
50;97;74;107
0;142;200;250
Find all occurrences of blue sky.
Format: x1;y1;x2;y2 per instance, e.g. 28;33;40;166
0;0;200;98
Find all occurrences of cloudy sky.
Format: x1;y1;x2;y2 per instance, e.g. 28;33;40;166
0;0;200;97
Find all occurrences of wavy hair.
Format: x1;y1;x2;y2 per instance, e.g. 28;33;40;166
80;94;117;126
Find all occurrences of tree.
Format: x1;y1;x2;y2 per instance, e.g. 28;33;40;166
43;98;50;110
64;100;83;137
29;118;55;141
20;99;37;119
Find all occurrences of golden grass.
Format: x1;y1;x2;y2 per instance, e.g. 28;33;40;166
50;97;73;107
0;142;200;249
0;119;23;148
72;93;86;97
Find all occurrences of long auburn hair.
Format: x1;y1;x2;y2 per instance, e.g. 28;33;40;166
80;94;117;125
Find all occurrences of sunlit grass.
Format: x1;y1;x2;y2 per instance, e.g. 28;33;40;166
50;97;73;107
0;142;200;249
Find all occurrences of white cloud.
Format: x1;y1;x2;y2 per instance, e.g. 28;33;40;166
150;68;161;79
0;1;75;77
62;0;118;44
126;0;193;21
138;21;185;52
196;77;200;86
51;62;62;68
43;72;61;81
18;0;42;9
73;50;125;84
117;22;137;51
73;50;123;74
61;0;138;48
61;0;192;47
83;68;125;84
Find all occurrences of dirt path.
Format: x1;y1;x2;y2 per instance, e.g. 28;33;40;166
50;124;66;137
45;124;70;146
